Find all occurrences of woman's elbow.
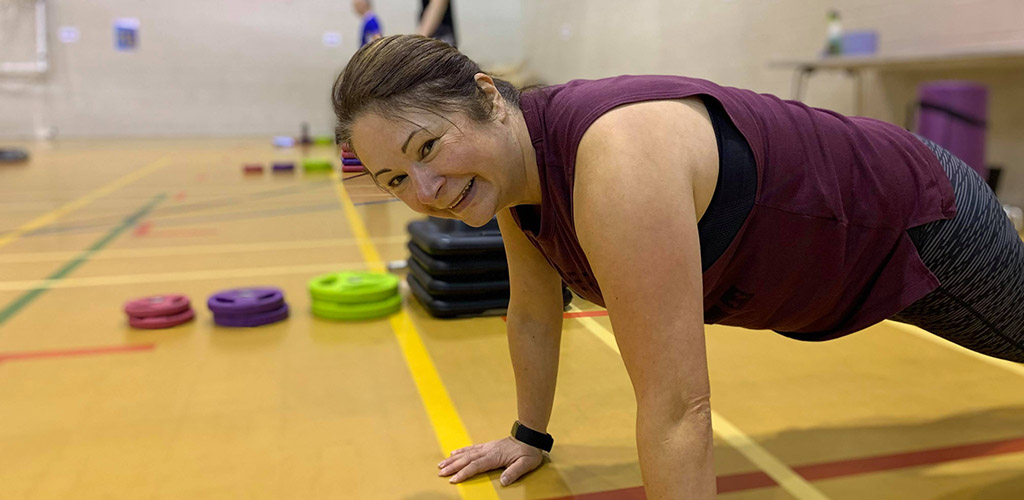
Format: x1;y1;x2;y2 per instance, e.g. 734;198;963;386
638;390;712;429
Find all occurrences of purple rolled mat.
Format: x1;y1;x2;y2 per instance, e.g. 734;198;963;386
916;81;988;177
342;158;363;166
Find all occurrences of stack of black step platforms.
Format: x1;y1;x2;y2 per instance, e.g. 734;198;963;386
406;217;571;318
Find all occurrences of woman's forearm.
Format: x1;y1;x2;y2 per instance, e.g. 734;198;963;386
637;401;716;499
506;312;562;432
417;0;449;37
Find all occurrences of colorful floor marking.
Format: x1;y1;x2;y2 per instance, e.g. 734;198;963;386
502;309;609;322
0;261;370;292
132;220;153;237
0;158;169;250
353;198;401;207
0;236;408;264
329;171;501;500
541;436;1024;498
887;321;1024;378
0;344;156;363
564;305;831;500
0;193;166;328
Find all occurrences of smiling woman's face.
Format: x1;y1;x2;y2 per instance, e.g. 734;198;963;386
349;107;522;227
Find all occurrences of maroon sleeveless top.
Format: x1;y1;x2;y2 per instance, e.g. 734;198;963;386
511;75;956;340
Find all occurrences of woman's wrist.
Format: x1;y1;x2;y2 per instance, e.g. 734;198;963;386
511;420;554;452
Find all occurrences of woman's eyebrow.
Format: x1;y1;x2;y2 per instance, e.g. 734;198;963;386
401;127;427;154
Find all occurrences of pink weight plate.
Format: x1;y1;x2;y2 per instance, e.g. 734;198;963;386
128;308;195;329
124;294;191;318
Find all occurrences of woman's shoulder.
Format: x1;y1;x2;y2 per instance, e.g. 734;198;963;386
576;97;715;173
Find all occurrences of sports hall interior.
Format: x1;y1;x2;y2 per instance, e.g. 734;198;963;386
1;1;1023;499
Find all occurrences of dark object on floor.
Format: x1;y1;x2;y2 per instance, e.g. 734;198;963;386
0;148;29;163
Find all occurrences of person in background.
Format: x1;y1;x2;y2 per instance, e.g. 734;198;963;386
353;0;382;47
417;0;456;47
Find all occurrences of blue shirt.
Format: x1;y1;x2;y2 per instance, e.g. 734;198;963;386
361;13;382;46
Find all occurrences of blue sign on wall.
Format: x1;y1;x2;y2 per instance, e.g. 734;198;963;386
114;18;139;51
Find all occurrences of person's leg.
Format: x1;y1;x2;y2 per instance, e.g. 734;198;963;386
890;137;1024;363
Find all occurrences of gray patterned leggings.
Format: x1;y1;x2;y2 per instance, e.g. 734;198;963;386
890;137;1024;363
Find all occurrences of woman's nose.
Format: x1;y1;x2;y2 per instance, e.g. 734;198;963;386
410;167;444;207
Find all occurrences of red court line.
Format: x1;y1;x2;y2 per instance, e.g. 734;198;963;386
540;471;772;500
563;310;609;319
542;436;1024;499
132;220;153;236
796;436;1024;480
147;227;219;238
502;310;609;322
0;344;155;363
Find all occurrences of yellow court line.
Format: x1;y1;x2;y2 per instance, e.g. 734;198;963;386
887;320;1024;378
0;158;170;251
330;171;500;500
0;261;370;291
0;236;408;264
565;304;832;500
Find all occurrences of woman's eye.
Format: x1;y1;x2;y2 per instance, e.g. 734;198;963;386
387;175;407;189
420;139;436;158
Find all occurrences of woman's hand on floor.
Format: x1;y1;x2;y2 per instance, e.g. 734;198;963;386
438;436;544;486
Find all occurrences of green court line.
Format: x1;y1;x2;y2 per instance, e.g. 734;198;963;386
0;193;167;328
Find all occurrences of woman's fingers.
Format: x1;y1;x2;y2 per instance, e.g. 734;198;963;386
448;452;500;484
499;454;542;486
438;452;475;477
448;445;473;457
439;445;476;469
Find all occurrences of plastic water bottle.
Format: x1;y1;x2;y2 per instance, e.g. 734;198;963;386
826;10;842;56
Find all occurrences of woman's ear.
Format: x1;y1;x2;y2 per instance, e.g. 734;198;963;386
474;72;506;121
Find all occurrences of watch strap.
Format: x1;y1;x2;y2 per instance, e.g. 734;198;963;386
511;420;553;452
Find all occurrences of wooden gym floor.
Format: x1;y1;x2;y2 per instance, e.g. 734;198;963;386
1;139;1022;500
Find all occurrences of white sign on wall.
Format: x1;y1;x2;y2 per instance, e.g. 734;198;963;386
560;23;572;41
59;26;80;43
322;32;342;47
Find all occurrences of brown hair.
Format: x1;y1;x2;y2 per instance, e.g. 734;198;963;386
331;35;521;151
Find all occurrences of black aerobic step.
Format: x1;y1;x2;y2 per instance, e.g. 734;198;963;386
407;242;509;280
407;257;510;298
407;217;505;256
408;274;574;319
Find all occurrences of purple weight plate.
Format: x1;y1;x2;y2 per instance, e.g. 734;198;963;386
272;162;295;171
207;287;285;315
213;303;289;327
341;158;363;166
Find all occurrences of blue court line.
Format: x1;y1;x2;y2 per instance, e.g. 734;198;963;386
16;202;341;238
353;199;401;207
0;180;333;238
0;193;166;328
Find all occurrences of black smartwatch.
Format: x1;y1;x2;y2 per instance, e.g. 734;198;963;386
511;420;554;452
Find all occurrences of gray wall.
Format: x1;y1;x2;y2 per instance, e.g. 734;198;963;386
522;0;1024;205
0;0;523;139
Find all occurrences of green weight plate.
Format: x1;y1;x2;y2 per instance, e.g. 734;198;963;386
308;271;399;303
313;135;335;145
302;158;333;171
311;294;402;320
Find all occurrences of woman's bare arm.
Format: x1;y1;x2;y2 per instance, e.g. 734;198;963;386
574;99;718;499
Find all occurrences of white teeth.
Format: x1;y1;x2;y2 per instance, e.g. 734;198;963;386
448;179;473;210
